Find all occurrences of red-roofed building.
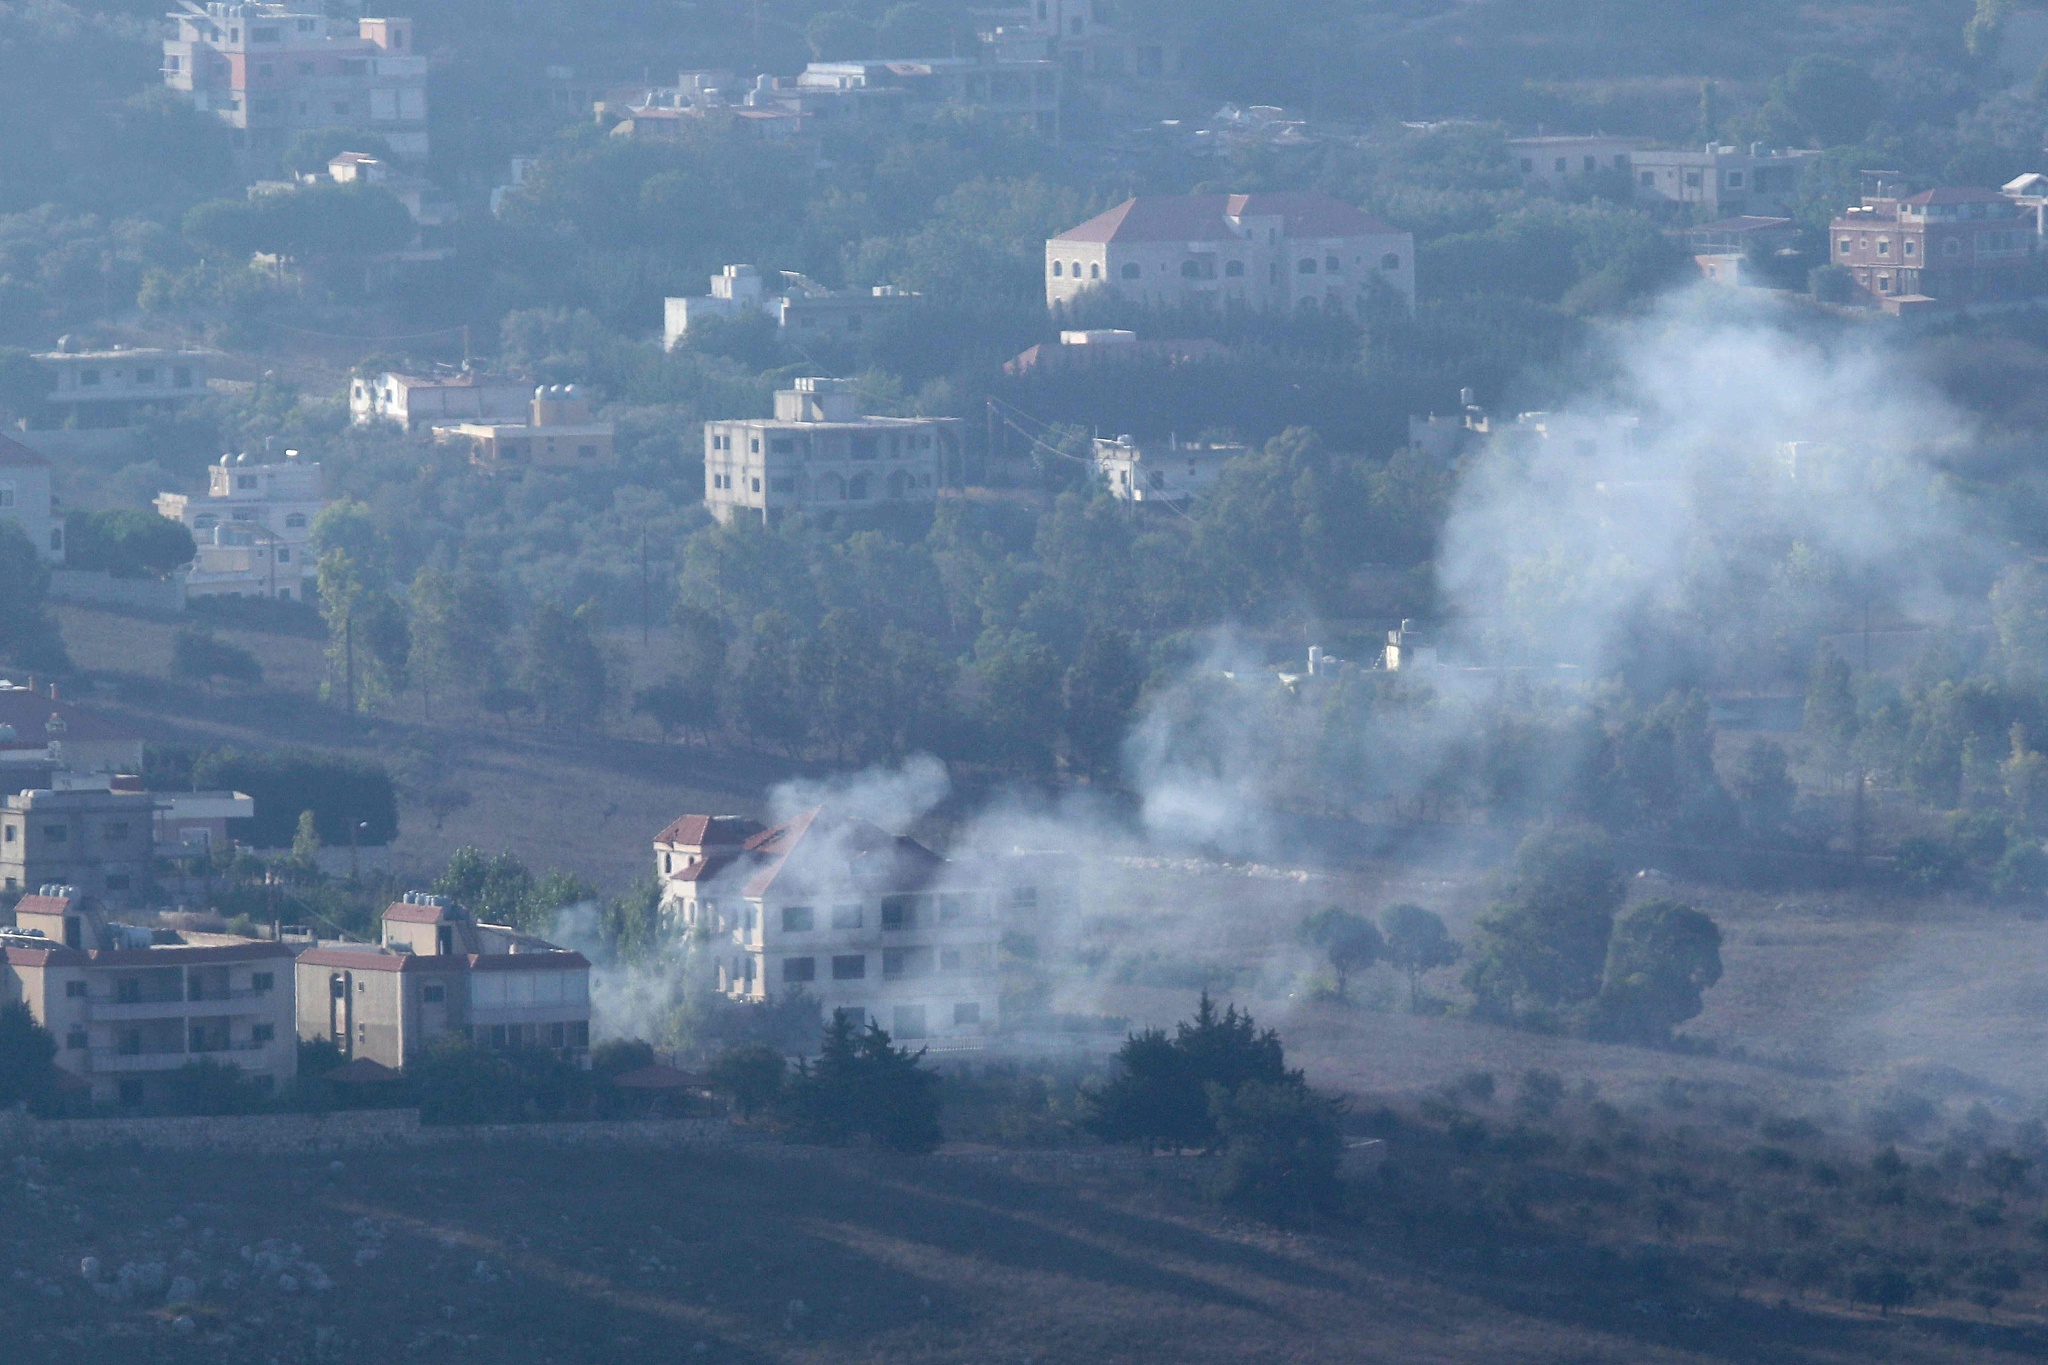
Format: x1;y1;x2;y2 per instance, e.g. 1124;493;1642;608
1829;185;2038;310
293;892;591;1069
653;806;1027;1042
1;889;296;1106
1044;192;1415;315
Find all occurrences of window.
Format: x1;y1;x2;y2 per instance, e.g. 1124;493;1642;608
782;905;815;932
1839;238;1852;254
1010;884;1038;908
571;1021;589;1048
1519;157;1534;173
1180;259;1202;278
277;548;290;564
173;367;192;388
251;972;273;993
1877;240;1889;256
750;477;761;493
136;368;157;385
550;1022;567;1048
893;1004;927;1039
1120;263;1141;280
938;894;969;924
784;956;816;983
1297;258;1316;274
1090;263;1100;279
80;369;100;387
831;904;863;929
1052;261;1063;277
880;896;916;930
5;826;15;842
883;947;933;980
1640;170;1654;187
106;822;129;841
1381;253;1401;272
1584;155;1597;172
1326;255;1342;273
831;954;866;980
1726;171;1744;189
579;445;599;460
1685;171;1702;188
422;983;445;1002
1554;157;1567;173
65;981;86;998
941;948;962;971
954;1002;981;1026
1225;260;1244;277
252;1024;274;1043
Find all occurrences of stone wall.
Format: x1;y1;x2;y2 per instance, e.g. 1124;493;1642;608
0;1107;742;1156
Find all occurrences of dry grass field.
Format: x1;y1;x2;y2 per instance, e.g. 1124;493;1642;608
3;1135;2043;1365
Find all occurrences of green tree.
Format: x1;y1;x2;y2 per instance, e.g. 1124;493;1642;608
1591;899;1724;1044
1766;54;1884;147
1465;825;1625;1019
1803;648;1859;784
0;347;52;423
1992;562;2048;688
787;1014;943;1153
354;589;411;712
0;521;68;670
282;126;394;177
0;1000;57;1111
316;548;366;713
409;567;507;720
1297;906;1382;1001
727;610;809;754
1380;903;1459;1011
1207;1079;1345;1222
170;627;262;688
1085;994;1293;1152
1063;625;1142;780
63;509;194;578
1726;735;1796;834
2006;724;2048;830
708;1041;787;1119
974;628;1063;774
289;808;321;873
433;848;534;925
522;600;609;728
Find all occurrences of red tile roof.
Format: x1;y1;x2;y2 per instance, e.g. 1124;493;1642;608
0;434;49;468
14;894;78;916
0;691;144;745
1051;192;1397;245
654;814;764;848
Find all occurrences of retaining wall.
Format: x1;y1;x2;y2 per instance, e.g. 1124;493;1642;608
0;1108;741;1156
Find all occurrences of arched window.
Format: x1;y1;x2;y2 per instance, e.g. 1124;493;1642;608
887;470;911;499
1381;253;1401;271
1089;263;1100;279
1225;260;1244;277
1298;258;1317;274
822;473;846;501
1052;260;1064;277
1120;262;1141;280
848;473;870;501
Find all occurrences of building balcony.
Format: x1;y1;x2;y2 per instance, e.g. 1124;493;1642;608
87;1039;269;1073
82;990;282;1021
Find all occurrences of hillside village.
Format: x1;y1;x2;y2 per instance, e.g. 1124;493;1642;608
6;1;2048;1360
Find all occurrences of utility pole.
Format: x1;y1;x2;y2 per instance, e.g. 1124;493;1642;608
640;526;651;647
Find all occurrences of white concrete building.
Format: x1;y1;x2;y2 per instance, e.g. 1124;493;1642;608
1508;135;1651;191
654;809;1009;1042
349;370;530;428
1045;192;1416;315
0;435;62;562
1632;144;1820;218
32;345;211;429
1093;435;1245;503
664;266;920;349
154;448;325;601
703;378;961;524
435;385;617;474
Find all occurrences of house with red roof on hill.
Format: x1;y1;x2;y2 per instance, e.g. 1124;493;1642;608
1044;192;1415;316
653;806;1041;1043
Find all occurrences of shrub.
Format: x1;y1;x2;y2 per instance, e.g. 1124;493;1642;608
1207;1079;1345;1221
786;1014;942;1153
171;627;263;687
708;1041;787;1119
0;1000;57;1111
192;748;397;847
161;1059;272;1115
1085;993;1290;1152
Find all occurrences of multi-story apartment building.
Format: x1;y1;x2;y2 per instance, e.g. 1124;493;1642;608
30;344;211;431
1632;143;1819;218
162;5;427;169
2;888;297;1106
155;448;325;602
702;378;962;524
0;788;159;904
1830;187;2038;309
1508;136;1651;192
436;385;616;474
0;436;62;561
653;807;1003;1041
350;370;531;428
1093;435;1245;504
782;57;1062;138
1045;193;1417;315
294;893;592;1069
